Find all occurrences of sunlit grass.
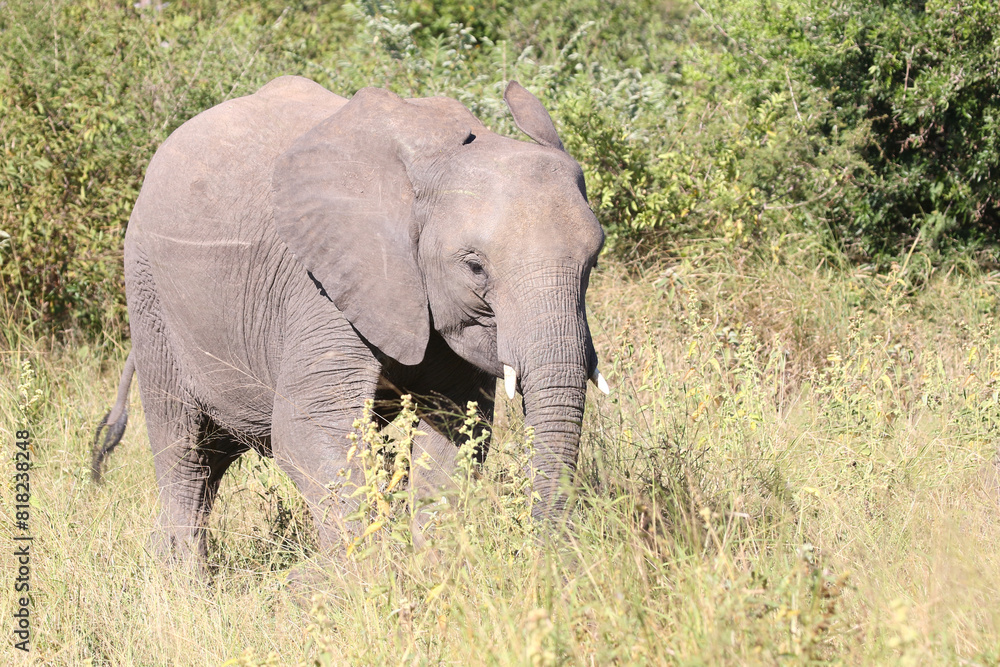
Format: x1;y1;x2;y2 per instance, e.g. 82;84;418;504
2;247;999;664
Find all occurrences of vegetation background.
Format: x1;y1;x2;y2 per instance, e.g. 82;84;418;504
2;0;999;663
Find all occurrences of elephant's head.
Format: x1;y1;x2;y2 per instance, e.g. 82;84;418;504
273;82;606;517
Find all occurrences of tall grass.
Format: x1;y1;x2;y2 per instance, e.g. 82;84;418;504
2;246;999;664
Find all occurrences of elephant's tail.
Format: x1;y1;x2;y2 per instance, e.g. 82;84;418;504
91;351;136;483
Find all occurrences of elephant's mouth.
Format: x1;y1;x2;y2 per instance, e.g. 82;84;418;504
499;356;607;401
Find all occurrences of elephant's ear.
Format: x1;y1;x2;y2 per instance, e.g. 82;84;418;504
503;81;565;151
273;87;480;365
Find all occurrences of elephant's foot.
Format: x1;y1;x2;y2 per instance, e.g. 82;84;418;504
146;522;214;583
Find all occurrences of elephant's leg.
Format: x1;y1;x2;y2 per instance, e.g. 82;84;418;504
127;251;243;569
407;377;496;549
145;402;244;567
271;338;381;555
409;420;461;550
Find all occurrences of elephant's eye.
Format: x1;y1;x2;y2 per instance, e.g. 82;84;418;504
467;258;485;276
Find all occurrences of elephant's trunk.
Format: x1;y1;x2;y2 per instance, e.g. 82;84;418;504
521;359;588;518
497;264;596;519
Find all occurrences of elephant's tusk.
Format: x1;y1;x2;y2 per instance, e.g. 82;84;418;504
590;369;610;395
504;364;517;399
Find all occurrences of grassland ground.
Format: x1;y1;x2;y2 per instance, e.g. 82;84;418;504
2;245;999;664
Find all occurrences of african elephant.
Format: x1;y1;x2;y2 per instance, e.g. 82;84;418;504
93;76;608;563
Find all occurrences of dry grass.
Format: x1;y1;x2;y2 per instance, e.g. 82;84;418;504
2;244;1000;664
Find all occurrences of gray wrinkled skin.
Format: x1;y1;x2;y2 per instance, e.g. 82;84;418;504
102;76;604;563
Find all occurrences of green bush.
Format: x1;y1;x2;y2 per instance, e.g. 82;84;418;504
5;0;1000;340
0;0;685;338
0;0;306;339
699;0;1000;256
1;2;146;337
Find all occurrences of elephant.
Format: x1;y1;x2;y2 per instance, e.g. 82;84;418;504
93;75;609;564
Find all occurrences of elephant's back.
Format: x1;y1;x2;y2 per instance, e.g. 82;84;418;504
128;76;345;243
126;75;346;309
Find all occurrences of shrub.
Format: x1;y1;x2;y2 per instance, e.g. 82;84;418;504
6;0;999;341
699;0;1000;256
0;0;302;339
1;0;687;338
